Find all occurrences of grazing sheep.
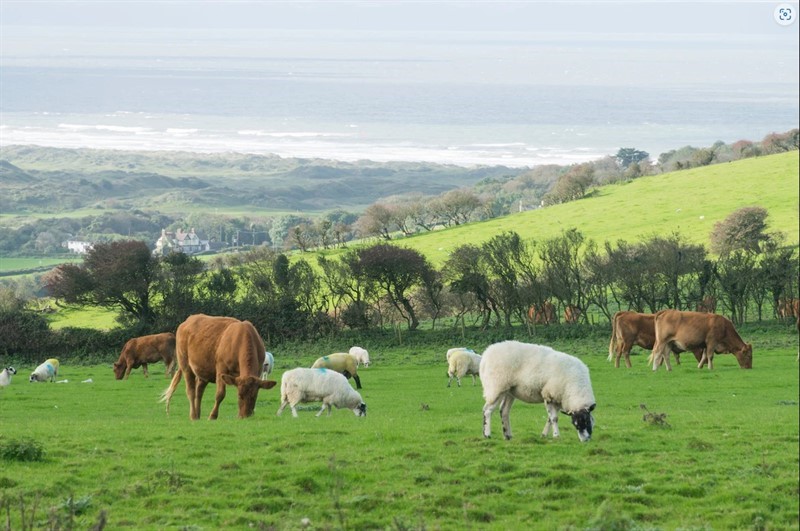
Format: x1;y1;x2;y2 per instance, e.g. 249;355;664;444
311;353;362;389
446;347;475;362
447;348;481;387
277;368;367;418
1;367;17;387
480;341;596;442
261;351;275;379
349;346;370;368
29;359;60;383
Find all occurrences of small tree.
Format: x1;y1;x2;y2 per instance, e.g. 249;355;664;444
615;147;649;169
709;207;769;255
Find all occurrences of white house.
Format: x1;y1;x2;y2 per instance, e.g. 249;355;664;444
153;228;210;256
65;240;93;254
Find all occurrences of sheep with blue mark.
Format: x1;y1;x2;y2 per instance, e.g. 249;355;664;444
311;353;362;389
29;358;60;383
446;348;481;387
480;341;596;442
277;367;367;418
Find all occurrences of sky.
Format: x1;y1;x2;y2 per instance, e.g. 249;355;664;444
1;1;798;34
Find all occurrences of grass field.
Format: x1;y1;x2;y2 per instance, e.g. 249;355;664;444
1;325;797;529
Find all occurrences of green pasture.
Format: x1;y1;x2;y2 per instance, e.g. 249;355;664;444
1;327;797;529
379;152;800;267
0;257;78;274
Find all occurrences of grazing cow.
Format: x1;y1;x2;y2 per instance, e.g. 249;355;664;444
564;305;582;324
696;296;717;313
607;311;703;369
113;332;176;380
650;309;753;371
161;314;277;420
777;298;799;321
527;301;556;325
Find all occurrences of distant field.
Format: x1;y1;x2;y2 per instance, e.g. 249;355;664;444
0;326;796;529
399;152;799;266
0;256;78;273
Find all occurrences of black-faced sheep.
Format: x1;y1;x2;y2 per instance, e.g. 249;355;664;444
446;348;481;387
1;366;17;387
480;340;596;442
29;358;60;383
277;368;367;418
311;353;362;389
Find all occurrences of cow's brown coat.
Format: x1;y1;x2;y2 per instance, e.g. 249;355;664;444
650;309;753;371
608;311;703;368
113;332;176;380
162;314;276;420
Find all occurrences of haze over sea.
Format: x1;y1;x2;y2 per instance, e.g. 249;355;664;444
1;3;798;168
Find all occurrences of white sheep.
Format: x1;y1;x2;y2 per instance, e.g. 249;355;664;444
29;358;60;383
480;340;596;442
349;346;370;368
311;353;362;389
276;367;367;418
446;348;481;387
261;351;275;379
1;367;17;387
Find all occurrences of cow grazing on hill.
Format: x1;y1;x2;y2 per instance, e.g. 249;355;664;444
527;301;556;325
161;314;277;420
564;305;582;324
649;309;753;371
777;298;799;321
696;296;717;313
607;311;703;369
113;332;176;380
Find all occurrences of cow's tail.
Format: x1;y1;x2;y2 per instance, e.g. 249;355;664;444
607;313;618;362
160;369;183;415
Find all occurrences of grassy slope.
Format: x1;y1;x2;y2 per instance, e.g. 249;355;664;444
0;326;797;529
398;152;799;266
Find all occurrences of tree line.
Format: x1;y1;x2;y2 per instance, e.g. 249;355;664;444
1;204;794;360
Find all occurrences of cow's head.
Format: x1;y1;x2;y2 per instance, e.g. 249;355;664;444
352;402;367;417
112;361;126;380
567;403;596;442
220;374;277;418
736;343;753;369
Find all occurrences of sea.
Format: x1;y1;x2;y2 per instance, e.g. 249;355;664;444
1;28;798;168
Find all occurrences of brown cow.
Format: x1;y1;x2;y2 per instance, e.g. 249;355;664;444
777;298;799;321
113;332;176;380
161;314;276;420
695;296;717;313
564;305;582;324
649;309;753;371
608;311;703;368
527;301;556;325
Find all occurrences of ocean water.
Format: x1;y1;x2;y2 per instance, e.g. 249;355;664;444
1;28;797;168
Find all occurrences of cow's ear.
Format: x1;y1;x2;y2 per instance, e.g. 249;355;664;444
220;374;238;386
259;379;277;389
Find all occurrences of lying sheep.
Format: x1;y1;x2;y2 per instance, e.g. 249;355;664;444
311;353;362;389
29;358;60;383
261;351;275;379
277;367;367;418
447;348;481;387
1;367;17;387
349;346;370;368
480;340;596;442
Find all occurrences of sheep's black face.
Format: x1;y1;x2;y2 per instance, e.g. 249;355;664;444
570;406;595;442
354;402;367;417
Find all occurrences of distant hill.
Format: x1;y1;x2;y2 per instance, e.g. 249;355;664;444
335;152;799;266
0;145;524;214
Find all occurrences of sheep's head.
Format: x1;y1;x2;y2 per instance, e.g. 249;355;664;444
568;403;595;442
353;402;367;417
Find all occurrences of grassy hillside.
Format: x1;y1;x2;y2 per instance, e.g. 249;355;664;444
386;152;799;266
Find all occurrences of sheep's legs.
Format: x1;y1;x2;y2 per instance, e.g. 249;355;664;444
447;373;454;387
542;402;560;438
482;393;507;438
316;403;332;417
500;396;515;440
